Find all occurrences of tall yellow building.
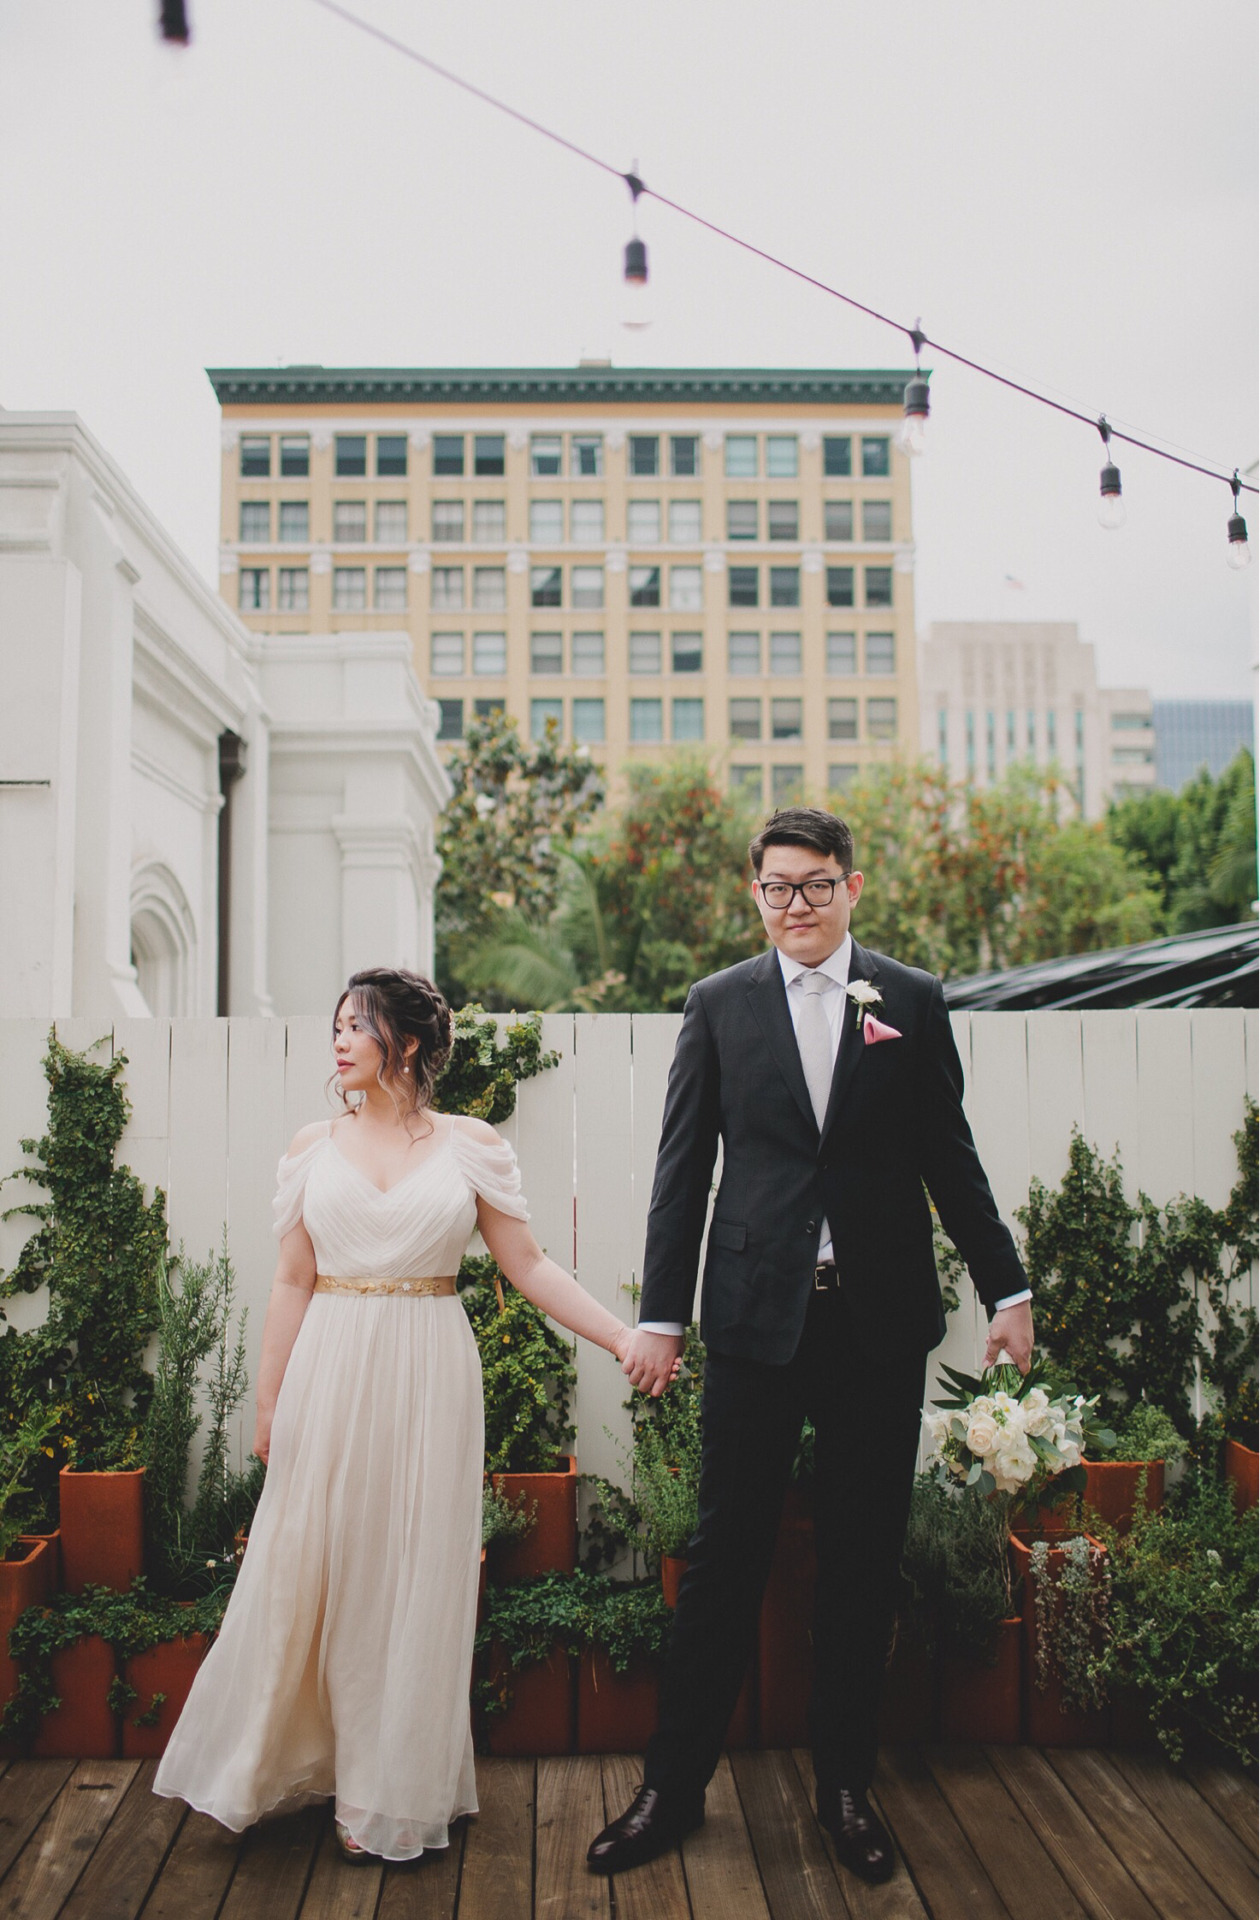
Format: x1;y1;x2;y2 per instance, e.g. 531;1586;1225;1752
210;365;919;806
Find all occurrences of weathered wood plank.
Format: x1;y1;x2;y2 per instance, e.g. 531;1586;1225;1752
922;1744;1088;1920
216;1804;324;1920
1107;1750;1255;1918
0;1761;75;1885
375;1818;464;1920
0;1759;137;1920
535;1755;607;1919
872;1748;1006;1920
59;1762;185;1920
296;1823;384;1919
793;1749;928;1920
730;1750;848;1920
1135;1012;1195;1205
600;1752;690;1920
682;1755;770;1920
1178;1758;1258;1857
455;1759;533;1920
1025;1013;1083;1192
1052;1749;1243;1920
987;1744;1159;1920
135;1808;240;1920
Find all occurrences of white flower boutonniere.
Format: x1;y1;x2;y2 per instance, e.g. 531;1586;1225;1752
845;979;883;1029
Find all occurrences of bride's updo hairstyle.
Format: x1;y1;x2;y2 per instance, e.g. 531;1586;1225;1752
331;968;453;1123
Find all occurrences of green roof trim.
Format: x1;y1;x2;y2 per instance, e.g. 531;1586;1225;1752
206;366;913;408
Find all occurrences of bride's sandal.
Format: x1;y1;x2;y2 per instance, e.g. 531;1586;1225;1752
335;1820;369;1861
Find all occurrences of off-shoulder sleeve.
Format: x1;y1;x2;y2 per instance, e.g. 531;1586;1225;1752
450;1125;530;1220
272;1135;326;1239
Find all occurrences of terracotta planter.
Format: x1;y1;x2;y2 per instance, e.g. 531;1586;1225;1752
490;1455;577;1582
940;1618;1023;1744
757;1510;816;1747
577;1648;659;1754
23;1527;62;1591
1010;1530;1110;1747
1081;1459;1164;1535
660;1555;686;1610
59;1467;145;1594
32;1634;117;1758
122;1631;209;1758
879;1618;939;1742
483;1641;574;1756
476;1549;487;1627
0;1536;57;1750
1224;1439;1258;1515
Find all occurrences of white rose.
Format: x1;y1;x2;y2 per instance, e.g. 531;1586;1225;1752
991;1432;1038;1487
992;1392;1020;1422
1057;1438;1082;1470
923;1411;951;1452
969;1395;995;1417
966;1413;999;1457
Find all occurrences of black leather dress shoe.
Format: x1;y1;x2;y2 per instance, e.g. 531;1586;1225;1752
586;1783;705;1874
817;1785;896;1884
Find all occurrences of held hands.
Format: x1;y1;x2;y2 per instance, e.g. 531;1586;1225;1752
615;1326;684;1398
983;1301;1035;1374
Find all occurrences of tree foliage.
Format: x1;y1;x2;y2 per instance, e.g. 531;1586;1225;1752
1107;748;1257;932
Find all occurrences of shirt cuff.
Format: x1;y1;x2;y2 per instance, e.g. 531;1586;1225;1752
992;1289;1032;1311
637;1320;685;1337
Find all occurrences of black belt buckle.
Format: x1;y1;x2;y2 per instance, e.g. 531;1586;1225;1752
814;1262;839;1292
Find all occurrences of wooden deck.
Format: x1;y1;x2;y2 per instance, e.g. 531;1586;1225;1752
0;1745;1254;1920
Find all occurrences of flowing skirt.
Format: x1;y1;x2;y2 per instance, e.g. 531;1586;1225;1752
153;1292;484;1861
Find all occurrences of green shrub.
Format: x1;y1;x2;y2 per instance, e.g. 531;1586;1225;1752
900;1475;1015;1664
459;1255;576;1474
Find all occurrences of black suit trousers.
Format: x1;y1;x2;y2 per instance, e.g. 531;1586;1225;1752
644;1285;926;1796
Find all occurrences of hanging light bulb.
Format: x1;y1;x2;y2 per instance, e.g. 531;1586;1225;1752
1096;417;1125;530
1227;472;1252;570
895;323;930;457
621;166;651;331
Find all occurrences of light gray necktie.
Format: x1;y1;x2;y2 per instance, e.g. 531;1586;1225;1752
796;970;835;1130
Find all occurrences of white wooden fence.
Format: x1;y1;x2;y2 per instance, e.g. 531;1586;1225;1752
1;1011;1256;1506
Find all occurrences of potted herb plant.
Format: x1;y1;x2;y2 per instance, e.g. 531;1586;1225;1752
474;1569;582;1756
575;1579;671;1755
901;1474;1020;1744
1081;1400;1185;1535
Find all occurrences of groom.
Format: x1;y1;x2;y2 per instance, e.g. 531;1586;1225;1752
594;806;1034;1885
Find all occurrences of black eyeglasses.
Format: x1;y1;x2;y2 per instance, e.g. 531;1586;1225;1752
757;877;849;908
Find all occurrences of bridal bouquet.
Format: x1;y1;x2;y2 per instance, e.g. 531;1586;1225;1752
924;1359;1115;1516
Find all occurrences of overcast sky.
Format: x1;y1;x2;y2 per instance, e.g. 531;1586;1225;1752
2;0;1256;700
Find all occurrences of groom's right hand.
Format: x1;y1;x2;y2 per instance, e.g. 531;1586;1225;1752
621;1328;685;1398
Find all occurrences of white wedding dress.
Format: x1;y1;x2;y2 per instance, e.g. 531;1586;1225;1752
153;1115;527;1861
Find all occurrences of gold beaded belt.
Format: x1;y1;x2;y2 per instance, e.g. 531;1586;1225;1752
313;1274;458;1298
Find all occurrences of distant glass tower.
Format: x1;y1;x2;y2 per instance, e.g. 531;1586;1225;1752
1152;701;1255;792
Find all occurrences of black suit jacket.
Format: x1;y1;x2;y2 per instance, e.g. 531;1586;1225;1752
638;940;1028;1365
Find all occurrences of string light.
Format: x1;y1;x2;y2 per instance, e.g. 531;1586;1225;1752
159;0;190;42
896;323;931;458
1227;472;1252;570
1096;417;1125;531
622;167;650;332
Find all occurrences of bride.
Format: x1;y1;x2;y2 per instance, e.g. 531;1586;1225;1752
153;967;675;1861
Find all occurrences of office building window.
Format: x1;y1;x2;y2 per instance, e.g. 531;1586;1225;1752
531;566;562;607
671;435;699;477
828;764;858;793
531;632;563;674
240;436;270;477
673;698;704;741
866;632;895;675
731;765;763;803
867;696;898;740
770;631;802;675
374;567;407;610
862;500;893;542
571;631;605;674
1027;710;1037;751
823;436;852;477
669;565;703;611
630;698;663;742
531;435;562;476
474;434;505;477
335;435;367;477
1047;711;1057;752
375;501;407;544
769;567;800;608
725;435;758;478
726;500;758;541
728;566;759;607
530;500;564;543
768;501;799;541
939;711;949;765
239;501;270;542
432;501;465;542
472;632;507;675
728;631;760;674
571;566;604;610
431;633;465;676
864;567;893;608
570;499;605;544
376;434;407;477
772;764;804;806
825;501;854;542
1111;711;1151;730
277;567;308;611
279;435;308;478
436;699;464;741
472;500;506;543
826;631;857;675
772;698;803;741
334;501;367;543
531;698;563;741
473;566;506;610
278;501;309;542
333;567;366;611
766;435;798;478
987;710;997;778
629;565;661;607
433;434;464;477
627;500;661;544
826;567;855;608
573;697;605;743
628;435;659;477
1007;711;1017;753
861;437;891;477
629;631;662;674
966;710;976;768
828;697;858;741
572;434;603;477
669;499;702;543
729;698;762;741
672;632;702;674
474;698;506;720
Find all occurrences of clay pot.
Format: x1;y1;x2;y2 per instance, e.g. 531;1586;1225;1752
879;1618;939;1742
476;1550;487;1629
490;1456;577;1582
59;1468;145;1594
32;1635;117;1759
940;1618;1023;1744
577;1649;659;1754
0;1537;57;1750
122;1631;209;1758
483;1640;574;1756
1224;1439;1258;1515
660;1555;686;1610
1081;1459;1164;1535
1010;1529;1110;1747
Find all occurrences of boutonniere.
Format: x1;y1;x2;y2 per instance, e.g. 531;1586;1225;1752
845;979;883;1029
